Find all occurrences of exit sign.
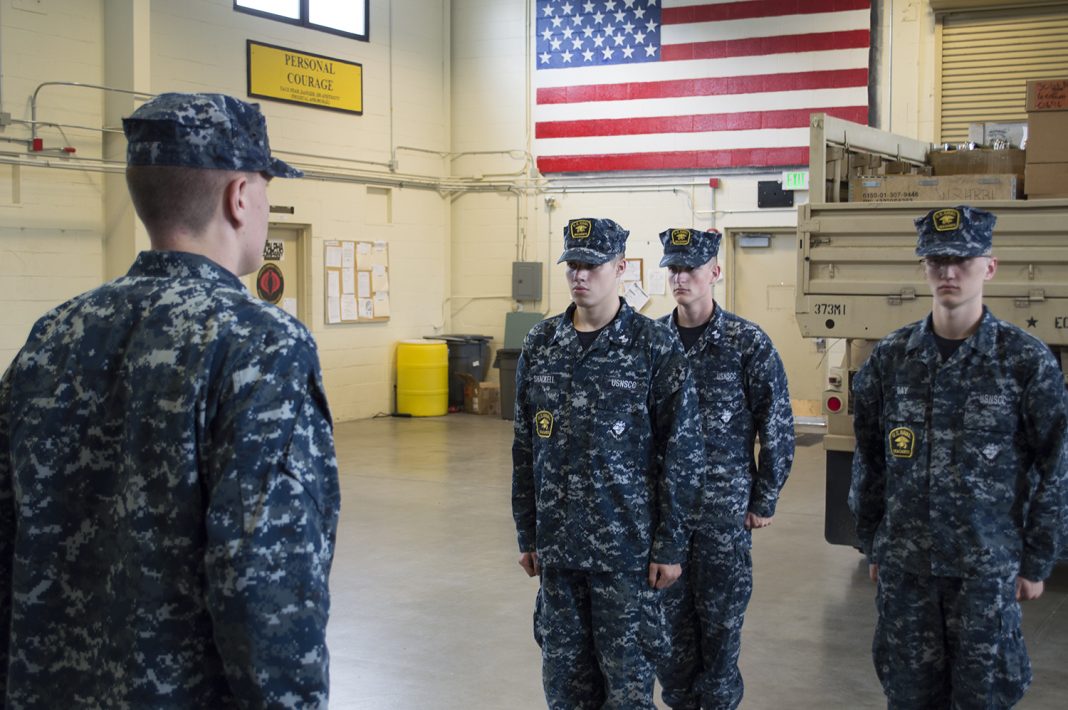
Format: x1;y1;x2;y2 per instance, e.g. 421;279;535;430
782;170;809;191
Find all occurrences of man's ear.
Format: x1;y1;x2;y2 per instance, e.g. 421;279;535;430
222;174;249;230
984;255;998;282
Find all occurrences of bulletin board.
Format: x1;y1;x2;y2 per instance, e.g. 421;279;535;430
324;239;390;324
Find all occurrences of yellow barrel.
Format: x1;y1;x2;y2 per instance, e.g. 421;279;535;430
396;340;449;416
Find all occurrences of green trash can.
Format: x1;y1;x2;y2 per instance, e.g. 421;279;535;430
493;348;521;420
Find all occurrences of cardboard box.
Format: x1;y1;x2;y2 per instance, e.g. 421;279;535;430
967;121;1027;148
1024;162;1068;198
1025;111;1068;164
459;374;500;416
1026;78;1068;112
850;174;1019;203
928;148;1025;178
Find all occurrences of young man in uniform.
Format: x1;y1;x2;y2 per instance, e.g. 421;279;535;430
655;228;795;710
850;205;1067;708
0;93;340;707
512;217;704;709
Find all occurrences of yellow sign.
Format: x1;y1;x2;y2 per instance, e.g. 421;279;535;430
889;426;915;458
247;41;363;115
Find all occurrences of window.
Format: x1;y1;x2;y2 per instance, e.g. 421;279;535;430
235;0;369;41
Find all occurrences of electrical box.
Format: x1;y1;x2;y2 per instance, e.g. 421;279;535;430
511;261;543;301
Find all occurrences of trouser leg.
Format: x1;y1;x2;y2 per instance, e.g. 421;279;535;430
537;567;604;710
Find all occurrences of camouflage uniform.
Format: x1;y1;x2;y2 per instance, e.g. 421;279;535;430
512;218;703;709
654;228;795;710
850;206;1067;709
0;94;340;708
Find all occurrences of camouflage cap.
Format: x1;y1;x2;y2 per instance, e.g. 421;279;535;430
914;205;995;257
123;92;302;178
557;218;629;264
658;228;721;268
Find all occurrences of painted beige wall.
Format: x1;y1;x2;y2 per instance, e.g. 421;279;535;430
2;0;944;419
1;0;454;421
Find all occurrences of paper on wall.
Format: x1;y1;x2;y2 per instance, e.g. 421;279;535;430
325;245;343;268
341;295;358;321
327;297;341;324
342;242;355;269
342;268;355;295
373;291;390;318
623;282;650;311
357;271;371;298
358;298;374;319
372;264;389;291
648;268;667;296
327;270;340;296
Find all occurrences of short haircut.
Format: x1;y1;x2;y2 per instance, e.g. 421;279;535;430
125;165;238;237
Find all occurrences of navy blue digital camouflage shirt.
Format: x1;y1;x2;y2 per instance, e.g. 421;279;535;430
0;251;340;708
512;300;703;572
850;308;1066;581
660;305;794;529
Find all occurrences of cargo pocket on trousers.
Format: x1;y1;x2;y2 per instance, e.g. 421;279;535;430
639;587;669;664
533;586;545;649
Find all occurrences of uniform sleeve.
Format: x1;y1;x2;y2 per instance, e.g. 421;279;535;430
849;352;885;561
649;340;703;565
511;346;537;553
203;335;340;709
0;366;13;695
745;334;795;518
1018;352;1067;582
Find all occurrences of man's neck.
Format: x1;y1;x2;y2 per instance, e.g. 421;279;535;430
931;301;984;340
676;297;715;328
574;297;621;332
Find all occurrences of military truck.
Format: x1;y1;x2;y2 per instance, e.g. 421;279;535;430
795;114;1068;547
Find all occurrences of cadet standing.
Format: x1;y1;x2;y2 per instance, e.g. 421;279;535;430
0;93;340;707
654;228;795;710
512;217;703;709
850;205;1067;708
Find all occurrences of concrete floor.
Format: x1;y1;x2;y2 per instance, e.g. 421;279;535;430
327;414;1068;709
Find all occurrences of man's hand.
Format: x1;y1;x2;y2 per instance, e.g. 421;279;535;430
869;563;878;583
1016;576;1044;601
648;562;682;589
745;512;772;530
518;551;540;577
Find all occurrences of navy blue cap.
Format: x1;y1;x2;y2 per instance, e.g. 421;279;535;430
659;228;721;268
915;206;995;257
557;218;629;264
123;92;302;178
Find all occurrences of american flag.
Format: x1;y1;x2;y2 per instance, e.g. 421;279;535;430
534;0;872;173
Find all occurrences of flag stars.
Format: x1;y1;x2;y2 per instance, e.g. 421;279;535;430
583;0;595;12
562;26;574;39
582;25;594;38
623;0;636;7
539;51;552;64
614;10;626;22
560;1;573;14
634;7;646;19
622;44;635;58
633;30;646;43
602;46;615;60
605;0;618;10
550;37;562;50
561;49;574;63
623;21;635;34
572;14;583;25
592;34;605;47
571;36;584;49
645;18;658;31
592;10;604;23
644;43;657;56
582;48;594;61
612;33;625;46
542;4;554;16
541;28;553;41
